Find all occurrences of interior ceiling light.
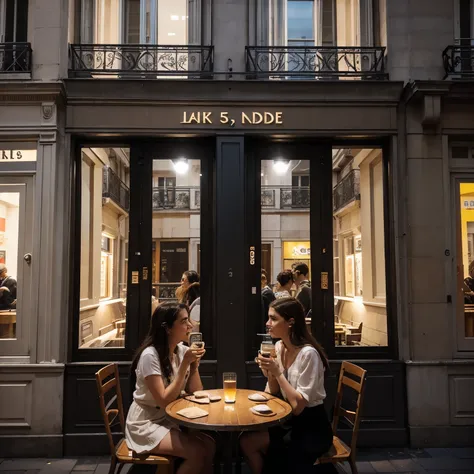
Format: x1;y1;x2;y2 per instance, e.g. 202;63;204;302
273;159;290;175
173;158;189;175
171;15;179;20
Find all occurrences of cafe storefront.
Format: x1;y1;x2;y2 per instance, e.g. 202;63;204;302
61;78;408;454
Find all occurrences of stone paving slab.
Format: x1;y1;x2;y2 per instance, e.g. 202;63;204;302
1;449;474;474
0;461;50;471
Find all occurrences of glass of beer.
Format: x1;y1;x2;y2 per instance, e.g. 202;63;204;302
223;372;237;403
260;335;276;358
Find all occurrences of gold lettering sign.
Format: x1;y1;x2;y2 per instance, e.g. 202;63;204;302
0;150;37;162
181;111;283;126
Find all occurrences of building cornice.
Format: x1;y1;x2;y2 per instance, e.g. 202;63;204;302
0;82;66;105
64;78;405;106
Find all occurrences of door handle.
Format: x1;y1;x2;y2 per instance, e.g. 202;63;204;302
24;253;32;265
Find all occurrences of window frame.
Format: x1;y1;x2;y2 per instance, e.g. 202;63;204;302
0;177;34;360
452;174;474;355
324;140;397;360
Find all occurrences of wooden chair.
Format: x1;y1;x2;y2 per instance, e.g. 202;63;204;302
95;363;175;474
315;361;367;474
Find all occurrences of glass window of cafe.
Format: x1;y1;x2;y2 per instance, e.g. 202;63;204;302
456;180;474;351
332;148;387;347
260;147;388;349
0;192;20;339
78;147;202;349
79;147;130;349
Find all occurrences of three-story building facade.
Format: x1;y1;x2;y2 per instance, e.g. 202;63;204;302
1;0;474;456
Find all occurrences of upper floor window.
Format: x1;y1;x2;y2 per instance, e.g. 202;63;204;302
72;0;201;44
255;0;374;47
0;0;28;42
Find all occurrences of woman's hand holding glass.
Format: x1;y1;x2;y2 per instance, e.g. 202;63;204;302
257;352;281;378
183;347;206;369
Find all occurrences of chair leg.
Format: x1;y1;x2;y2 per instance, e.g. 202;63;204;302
348;457;358;474
116;463;125;474
108;456;117;474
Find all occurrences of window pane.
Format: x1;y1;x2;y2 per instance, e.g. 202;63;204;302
261;159;311;331
332;148;388;347
288;1;314;41
0;192;19;339
79;148;130;349
152;157;201;332
459;183;474;339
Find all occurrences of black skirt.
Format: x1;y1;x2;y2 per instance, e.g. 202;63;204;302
263;404;335;474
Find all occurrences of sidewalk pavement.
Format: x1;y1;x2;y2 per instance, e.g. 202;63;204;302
0;447;474;474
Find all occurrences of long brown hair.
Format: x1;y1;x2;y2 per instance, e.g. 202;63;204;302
270;297;329;372
131;302;188;383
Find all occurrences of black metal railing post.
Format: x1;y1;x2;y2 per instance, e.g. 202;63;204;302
443;41;474;79
0;43;32;73
333;170;360;212
245;46;387;80
69;44;214;78
102;167;130;212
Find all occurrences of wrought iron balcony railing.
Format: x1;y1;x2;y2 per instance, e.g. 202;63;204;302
152;186;200;210
261;186;310;209
333;170;360;213
69;44;213;78
443;41;474;79
246;46;387;80
0;43;32;73
153;283;179;302
102;166;130;212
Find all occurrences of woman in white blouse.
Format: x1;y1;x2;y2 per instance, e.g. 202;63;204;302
240;297;335;474
126;302;215;474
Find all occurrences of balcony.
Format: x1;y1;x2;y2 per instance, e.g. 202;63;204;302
333;170;360;214
69;44;214;78
443;41;474;79
152;186;200;211
246;46;387;80
261;186;310;210
0;43;32;74
102;167;130;212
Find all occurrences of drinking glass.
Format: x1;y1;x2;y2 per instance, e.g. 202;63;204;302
260;335;276;358
223;372;237;403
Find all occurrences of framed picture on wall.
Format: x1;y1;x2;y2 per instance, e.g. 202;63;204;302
0;250;5;264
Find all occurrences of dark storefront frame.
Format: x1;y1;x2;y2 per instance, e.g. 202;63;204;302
65;133;406;453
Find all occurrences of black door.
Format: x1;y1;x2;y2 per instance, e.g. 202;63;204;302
128;140;216;362
242;139;333;388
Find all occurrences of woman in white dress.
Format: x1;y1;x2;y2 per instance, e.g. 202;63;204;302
126;302;215;474
240;297;335;474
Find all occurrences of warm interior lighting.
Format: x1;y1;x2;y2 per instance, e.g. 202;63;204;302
273;159;290;175
173;158;189;174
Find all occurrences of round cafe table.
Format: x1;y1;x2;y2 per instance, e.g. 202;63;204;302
165;388;292;473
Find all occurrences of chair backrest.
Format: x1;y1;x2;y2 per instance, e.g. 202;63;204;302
332;361;367;456
95;363;125;455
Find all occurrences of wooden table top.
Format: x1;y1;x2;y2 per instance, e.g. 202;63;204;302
165;389;292;432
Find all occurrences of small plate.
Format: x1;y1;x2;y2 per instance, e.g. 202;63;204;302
248;393;269;402
185;395;210;404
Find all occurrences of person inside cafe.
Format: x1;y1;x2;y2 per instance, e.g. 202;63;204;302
126;302;215;474
240;297;335;474
0;264;17;310
463;260;474;304
182;282;200;331
176;270;200;303
261;269;275;329
292;262;311;316
274;270;294;299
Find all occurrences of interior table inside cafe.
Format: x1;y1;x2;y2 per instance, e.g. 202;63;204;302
166;388;292;473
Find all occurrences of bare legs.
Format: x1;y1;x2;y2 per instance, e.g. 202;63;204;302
239;431;270;474
150;429;216;474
